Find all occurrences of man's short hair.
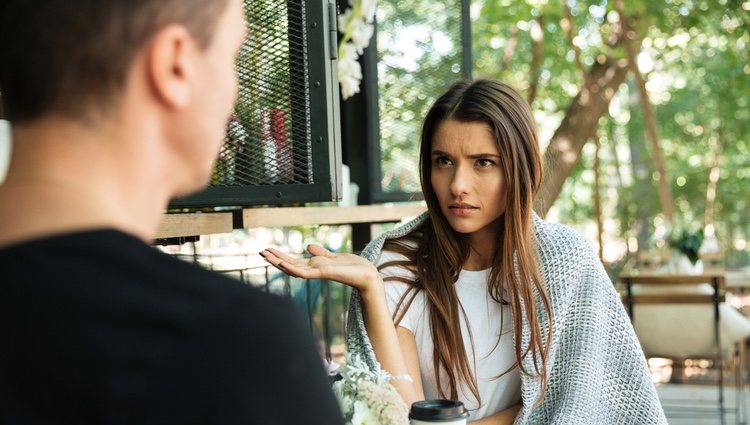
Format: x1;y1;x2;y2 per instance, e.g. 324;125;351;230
0;0;231;123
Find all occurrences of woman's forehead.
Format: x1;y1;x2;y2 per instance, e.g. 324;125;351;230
432;120;498;154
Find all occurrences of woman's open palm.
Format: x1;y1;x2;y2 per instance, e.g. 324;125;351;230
261;245;380;291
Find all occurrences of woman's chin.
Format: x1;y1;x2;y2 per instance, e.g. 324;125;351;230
447;221;479;235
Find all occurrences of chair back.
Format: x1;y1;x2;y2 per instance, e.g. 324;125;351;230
619;274;726;358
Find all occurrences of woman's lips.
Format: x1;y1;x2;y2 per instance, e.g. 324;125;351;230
448;204;478;217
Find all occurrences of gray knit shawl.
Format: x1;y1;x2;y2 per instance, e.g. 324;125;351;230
346;212;667;424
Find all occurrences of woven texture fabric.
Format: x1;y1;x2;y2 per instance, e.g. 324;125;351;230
346;212;667;424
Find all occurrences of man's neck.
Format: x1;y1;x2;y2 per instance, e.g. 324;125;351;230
0;117;173;248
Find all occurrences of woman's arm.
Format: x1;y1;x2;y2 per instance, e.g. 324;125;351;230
396;326;425;400
261;245;425;405
357;280;424;404
469;404;521;425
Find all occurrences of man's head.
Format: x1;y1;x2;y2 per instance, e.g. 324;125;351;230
0;0;246;195
0;0;233;123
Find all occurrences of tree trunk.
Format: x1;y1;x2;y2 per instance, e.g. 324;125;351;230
704;130;722;238
626;81;654;253
534;57;629;215
560;0;586;80
607;121;626;192
615;0;675;224
593;132;604;262
500;24;519;72
528;16;545;105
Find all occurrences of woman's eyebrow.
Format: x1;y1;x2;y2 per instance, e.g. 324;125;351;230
431;149;500;159
466;153;501;159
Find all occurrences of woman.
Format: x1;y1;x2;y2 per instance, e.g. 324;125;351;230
262;79;665;424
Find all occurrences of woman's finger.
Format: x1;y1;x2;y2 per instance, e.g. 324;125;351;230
260;251;321;280
260;250;294;272
276;260;304;278
264;258;296;276
262;247;299;264
261;250;311;272
307;244;333;258
278;261;321;279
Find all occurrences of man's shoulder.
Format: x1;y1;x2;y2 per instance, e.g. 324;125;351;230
0;231;344;424
1;228;312;364
0;228;298;321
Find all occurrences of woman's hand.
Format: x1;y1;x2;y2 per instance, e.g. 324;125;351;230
261;245;381;294
262;244;424;406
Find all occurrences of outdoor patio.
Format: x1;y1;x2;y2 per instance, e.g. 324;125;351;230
657;384;747;424
1;0;748;423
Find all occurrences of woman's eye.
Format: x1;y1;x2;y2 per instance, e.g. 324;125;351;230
435;157;453;167
476;158;495;168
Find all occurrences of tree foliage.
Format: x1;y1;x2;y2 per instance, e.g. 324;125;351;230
472;0;749;266
376;0;464;193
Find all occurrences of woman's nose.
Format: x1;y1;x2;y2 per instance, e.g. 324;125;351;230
450;166;471;196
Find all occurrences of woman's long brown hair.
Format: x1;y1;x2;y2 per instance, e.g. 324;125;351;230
380;79;553;406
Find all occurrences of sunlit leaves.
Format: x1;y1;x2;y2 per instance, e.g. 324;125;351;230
471;0;749;264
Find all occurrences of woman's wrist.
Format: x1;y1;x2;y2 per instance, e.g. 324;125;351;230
358;274;385;304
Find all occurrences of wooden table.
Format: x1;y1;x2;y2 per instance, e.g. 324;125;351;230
619;273;726;314
725;269;750;292
155;204;426;239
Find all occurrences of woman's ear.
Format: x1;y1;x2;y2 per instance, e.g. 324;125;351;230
145;25;196;110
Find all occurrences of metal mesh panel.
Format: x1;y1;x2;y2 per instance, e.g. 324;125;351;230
376;0;464;194
211;0;313;188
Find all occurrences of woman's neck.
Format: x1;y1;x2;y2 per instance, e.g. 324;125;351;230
464;223;499;271
464;248;493;271
464;239;496;270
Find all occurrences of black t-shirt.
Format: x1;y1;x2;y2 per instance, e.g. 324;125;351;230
0;230;344;425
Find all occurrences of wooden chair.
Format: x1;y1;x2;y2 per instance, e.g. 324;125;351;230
620;273;747;424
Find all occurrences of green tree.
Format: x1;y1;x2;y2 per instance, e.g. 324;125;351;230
472;0;749;265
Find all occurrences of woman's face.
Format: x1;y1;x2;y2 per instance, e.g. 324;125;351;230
430;119;508;241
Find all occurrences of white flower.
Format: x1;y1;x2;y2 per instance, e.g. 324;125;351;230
338;43;363;99
337;0;378;100
338;9;353;32
350;19;374;54
333;380;355;413
359;0;377;23
333;353;410;425
351;400;379;425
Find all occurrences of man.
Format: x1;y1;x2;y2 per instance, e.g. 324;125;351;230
0;1;344;423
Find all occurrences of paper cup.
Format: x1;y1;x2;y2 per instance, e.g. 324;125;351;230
409;399;469;424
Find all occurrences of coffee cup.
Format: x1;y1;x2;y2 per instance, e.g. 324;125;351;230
409;399;469;424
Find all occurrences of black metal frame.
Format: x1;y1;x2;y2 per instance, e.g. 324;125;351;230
348;0;473;204
622;275;744;425
171;0;342;208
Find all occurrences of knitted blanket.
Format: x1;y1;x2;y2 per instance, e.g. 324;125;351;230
346;212;667;424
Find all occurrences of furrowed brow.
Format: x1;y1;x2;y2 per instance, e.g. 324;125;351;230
467;153;501;159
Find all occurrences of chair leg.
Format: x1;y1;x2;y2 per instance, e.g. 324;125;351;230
721;366;727;425
731;343;744;424
669;359;685;384
740;341;747;425
714;285;725;425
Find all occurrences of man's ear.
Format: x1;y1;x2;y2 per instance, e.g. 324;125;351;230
146;25;196;110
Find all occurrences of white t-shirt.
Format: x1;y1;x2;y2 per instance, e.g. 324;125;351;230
377;250;521;421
